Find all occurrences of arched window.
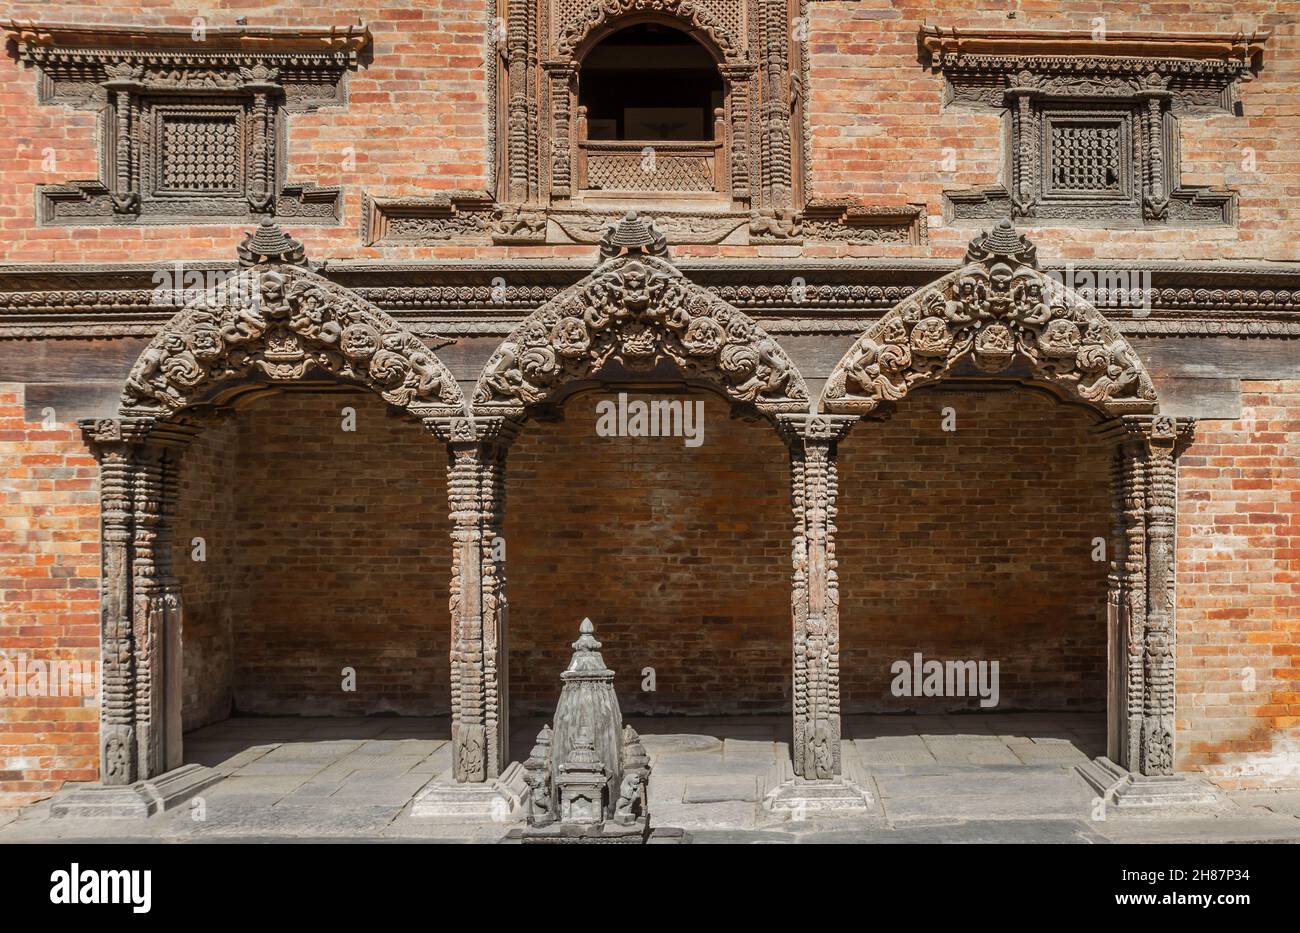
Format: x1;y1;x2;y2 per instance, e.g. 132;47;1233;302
572;22;731;202
579;24;723;141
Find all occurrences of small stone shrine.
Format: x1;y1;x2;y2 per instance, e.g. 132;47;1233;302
509;618;688;844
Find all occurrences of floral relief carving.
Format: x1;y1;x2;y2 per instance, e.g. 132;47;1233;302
822;220;1159;416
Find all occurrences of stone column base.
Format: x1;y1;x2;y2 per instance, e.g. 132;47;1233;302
50;764;221;819
1076;757;1221;809
409;761;527;821
763;754;875;815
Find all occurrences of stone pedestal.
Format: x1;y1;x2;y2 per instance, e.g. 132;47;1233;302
50;763;220;819
410;762;527;821
1076;756;1221;809
763;746;874;816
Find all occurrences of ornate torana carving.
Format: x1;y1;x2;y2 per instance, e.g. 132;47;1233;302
473;212;808;415
556;0;742;63
822;220;1159;416
120;221;464;416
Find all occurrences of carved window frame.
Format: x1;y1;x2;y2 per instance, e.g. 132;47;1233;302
924;27;1269;229
5;22;370;226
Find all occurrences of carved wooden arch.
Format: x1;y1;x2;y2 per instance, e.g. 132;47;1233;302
821;222;1159;417
558;0;744;66
119;262;466;420
472;252;809;419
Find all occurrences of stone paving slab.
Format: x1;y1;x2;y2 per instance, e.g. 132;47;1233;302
634;734;723;755
331;773;434;806
683;775;760;803
1011;744;1091;764
233;758;330;777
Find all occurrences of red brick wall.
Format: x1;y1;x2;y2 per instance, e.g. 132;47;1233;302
174;416;240;730
837;386;1112;713
0;1;1293;262
505;390;792;715
0;384;99;808
806;0;1300;262
175;391;452;721
1177;380;1300;783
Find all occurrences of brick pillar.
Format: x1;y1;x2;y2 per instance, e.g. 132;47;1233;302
779;413;856;779
428;416;520;782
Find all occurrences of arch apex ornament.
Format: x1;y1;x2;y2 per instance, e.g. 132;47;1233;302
236;218;309;268
120;224;465;418
820;219;1159;417
472;216;808;417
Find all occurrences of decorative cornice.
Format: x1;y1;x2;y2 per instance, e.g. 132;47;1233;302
3;261;1300;340
919;26;1269;71
4;21;372;62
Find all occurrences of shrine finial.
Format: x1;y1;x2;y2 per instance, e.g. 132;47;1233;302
237;217;308;267
599;210;669;259
965;217;1037;268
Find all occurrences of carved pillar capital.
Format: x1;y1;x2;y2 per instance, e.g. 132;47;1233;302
776;412;858;449
424;414;523;452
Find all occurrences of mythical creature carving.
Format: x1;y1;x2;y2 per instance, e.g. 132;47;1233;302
473;213;808;414
121;224;464;415
822;220;1158;416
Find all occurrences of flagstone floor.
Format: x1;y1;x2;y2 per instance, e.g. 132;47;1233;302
4;712;1298;842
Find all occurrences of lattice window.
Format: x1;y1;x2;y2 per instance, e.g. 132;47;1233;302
158;115;242;194
929;26;1257;228
585;149;717;193
1049;123;1122;194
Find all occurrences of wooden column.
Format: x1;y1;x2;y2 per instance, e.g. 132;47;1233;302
81;419;145;785
720;63;755;205
544;62;576;202
1139;416;1193;775
779;414;856;779
428;416;520;782
1095;417;1150;770
81;417;197;784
